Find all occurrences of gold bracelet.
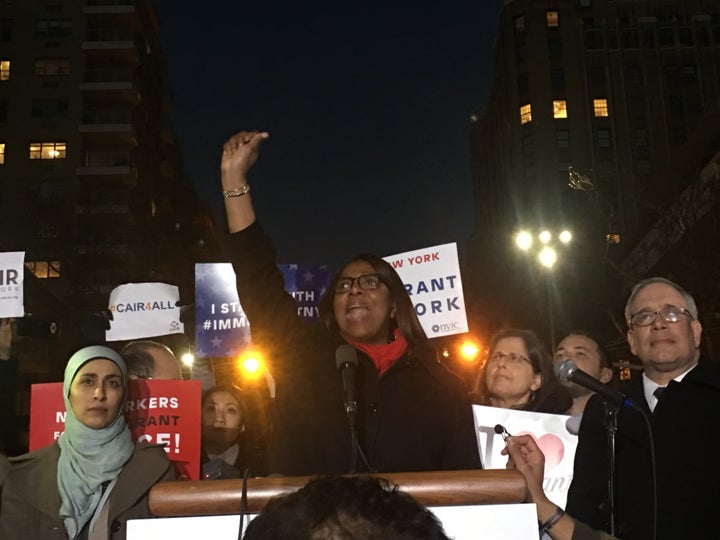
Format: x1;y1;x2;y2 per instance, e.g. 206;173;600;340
223;185;251;199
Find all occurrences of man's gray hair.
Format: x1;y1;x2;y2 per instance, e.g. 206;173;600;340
624;277;698;323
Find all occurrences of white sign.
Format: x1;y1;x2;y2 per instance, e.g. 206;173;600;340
128;503;538;539
0;252;24;318
473;404;577;509
106;282;184;341
384;243;468;338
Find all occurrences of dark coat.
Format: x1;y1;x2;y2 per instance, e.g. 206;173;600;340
566;360;720;540
224;222;482;475
0;441;175;540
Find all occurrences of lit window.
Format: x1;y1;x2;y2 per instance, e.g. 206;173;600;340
547;11;559;27
520;104;532;124
24;260;61;279
594;98;609;117
29;141;66;160
0;60;9;81
0;143;4;164
606;233;621;245
553;100;568;119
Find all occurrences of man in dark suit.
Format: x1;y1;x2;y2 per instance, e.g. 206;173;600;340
566;277;720;540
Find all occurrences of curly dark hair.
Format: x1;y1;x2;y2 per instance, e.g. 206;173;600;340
242;475;449;540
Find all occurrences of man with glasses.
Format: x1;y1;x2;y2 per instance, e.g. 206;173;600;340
566;277;720;540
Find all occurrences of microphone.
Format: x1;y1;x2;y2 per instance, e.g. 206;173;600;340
555;358;639;411
336;344;359;425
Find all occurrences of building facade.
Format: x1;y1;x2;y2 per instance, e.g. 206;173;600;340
0;1;216;376
468;0;720;355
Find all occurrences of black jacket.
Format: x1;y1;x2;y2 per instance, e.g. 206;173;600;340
224;222;482;475
566;360;720;540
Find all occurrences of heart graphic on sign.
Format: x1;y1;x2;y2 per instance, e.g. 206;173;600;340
518;431;565;472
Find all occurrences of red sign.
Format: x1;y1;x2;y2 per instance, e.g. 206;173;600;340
29;379;201;480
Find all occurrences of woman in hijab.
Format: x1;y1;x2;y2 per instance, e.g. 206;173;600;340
0;345;175;539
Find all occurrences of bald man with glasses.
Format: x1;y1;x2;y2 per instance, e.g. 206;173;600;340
566;277;720;540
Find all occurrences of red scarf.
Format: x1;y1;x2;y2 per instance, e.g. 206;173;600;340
345;328;409;376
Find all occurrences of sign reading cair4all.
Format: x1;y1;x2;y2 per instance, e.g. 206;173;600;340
29;379;201;480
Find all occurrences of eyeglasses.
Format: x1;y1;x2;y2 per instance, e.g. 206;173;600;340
628;306;693;328
335;273;384;294
487;352;530;366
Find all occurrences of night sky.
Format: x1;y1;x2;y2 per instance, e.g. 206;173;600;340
156;2;502;269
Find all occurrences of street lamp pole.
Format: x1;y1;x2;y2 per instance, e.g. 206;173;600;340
545;272;555;349
515;229;571;350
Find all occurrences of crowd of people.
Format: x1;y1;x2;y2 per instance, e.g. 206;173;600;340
0;129;717;540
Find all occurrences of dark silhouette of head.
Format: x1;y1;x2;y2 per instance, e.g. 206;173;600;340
242;475;449;540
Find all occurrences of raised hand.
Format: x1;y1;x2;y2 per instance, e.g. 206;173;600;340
221;130;269;190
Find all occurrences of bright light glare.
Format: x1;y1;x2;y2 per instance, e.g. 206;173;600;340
539;230;552;244
239;352;265;380
559;230;572;244
459;341;481;362
538;247;557;268
515;231;532;251
181;352;194;367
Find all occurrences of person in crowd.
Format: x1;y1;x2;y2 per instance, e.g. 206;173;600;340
0;319;19;455
472;328;571;414
200;384;265;477
120;340;183;381
0;345;175;539
554;331;614;434
242;475;450;540
502;434;619;540
218;130;481;475
567;277;720;540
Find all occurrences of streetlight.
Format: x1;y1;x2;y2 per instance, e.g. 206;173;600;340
514;228;572;348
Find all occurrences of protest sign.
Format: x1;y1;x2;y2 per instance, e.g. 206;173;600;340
194;263;252;358
195;262;330;357
473;404;577;509
106;283;184;341
29;379;201;480
384;243;468;338
0;251;24;318
279;263;330;323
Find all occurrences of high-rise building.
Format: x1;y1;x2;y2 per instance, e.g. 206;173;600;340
468;0;720;349
0;1;216;369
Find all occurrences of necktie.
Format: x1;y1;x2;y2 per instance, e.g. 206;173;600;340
653;386;666;401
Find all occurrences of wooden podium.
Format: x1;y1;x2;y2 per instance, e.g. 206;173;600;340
149;469;528;517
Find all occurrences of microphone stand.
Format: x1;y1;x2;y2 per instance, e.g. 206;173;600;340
346;401;358;473
603;402;620;537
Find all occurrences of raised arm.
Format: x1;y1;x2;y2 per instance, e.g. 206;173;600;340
220;130;269;233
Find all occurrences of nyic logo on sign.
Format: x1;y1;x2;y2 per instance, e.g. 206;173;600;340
431;321;462;334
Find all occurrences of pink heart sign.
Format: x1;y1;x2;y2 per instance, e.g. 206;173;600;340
518;431;565;472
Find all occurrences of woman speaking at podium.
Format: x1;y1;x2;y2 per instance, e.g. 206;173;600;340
217;130;481;476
